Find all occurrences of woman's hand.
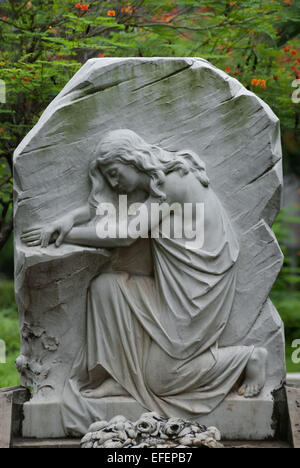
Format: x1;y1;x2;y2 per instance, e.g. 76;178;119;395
21;217;74;248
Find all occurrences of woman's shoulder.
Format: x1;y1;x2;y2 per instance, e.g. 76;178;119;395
164;171;207;203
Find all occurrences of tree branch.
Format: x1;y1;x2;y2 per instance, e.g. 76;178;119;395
126;16;258;33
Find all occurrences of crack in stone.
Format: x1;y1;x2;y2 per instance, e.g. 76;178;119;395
245;160;281;187
132;64;192;92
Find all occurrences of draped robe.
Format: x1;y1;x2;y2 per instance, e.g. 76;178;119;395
62;189;253;436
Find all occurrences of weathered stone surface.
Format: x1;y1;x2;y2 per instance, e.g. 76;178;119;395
13;58;285;438
15;245;111;401
81;413;223;448
0;387;30;448
286;386;300;448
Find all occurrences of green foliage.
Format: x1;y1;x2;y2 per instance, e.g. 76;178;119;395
0;279;16;310
0;351;20;388
271;205;300;373
0;233;14;278
0;282;20;387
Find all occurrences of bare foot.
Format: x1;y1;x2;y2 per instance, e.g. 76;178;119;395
238;348;268;398
82;378;129;398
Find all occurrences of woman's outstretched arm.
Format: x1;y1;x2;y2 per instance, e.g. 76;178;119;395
21;203;92;248
22;192;174;249
63;193;178;248
64;225;135;248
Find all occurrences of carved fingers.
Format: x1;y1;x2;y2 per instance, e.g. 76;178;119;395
55;227;69;248
40;230;53;248
21;228;42;247
21;226;58;248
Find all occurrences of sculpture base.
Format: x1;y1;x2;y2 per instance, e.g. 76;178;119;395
12;438;291;449
22;387;287;441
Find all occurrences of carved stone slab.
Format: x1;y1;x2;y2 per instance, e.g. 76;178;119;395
286;386;300;448
13;58;285;438
0;387;30;448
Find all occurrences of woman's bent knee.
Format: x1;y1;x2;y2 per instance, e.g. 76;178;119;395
89;273;123;295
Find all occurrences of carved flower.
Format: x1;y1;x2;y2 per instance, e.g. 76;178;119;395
206;426;221;441
88;421;108;433
202;437;223;449
41;335;59;351
162;418;185;438
135;412;163;437
15;354;29;373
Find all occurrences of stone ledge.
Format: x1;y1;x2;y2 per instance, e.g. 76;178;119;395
11;438;291;449
0;387;31;448
286;373;300;388
286;386;300;449
22;387;285;441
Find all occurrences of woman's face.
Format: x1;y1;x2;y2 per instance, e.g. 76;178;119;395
101;161;146;194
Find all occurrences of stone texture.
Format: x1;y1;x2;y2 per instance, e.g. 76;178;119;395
13;58;285;438
0;387;30;448
81;413;223;448
286;374;300;387
286;386;300;448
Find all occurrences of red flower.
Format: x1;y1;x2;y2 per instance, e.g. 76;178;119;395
284;45;292;52
75;3;90;11
260;80;267;89
225;66;231;73
290;49;298;56
273;75;278;81
251;78;267;89
107;10;116;17
97;53;104;58
121;5;134;15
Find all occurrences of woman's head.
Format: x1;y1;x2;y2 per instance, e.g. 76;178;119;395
90;129;210;201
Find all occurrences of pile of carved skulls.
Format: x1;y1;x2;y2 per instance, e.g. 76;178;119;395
81;412;223;448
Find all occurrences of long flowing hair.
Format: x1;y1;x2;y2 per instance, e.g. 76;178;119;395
89;129;209;205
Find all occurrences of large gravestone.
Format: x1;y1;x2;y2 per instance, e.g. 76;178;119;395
14;58;285;440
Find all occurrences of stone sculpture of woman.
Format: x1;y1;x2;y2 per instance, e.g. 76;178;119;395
22;129;268;435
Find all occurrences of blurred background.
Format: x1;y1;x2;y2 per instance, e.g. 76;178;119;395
0;0;300;386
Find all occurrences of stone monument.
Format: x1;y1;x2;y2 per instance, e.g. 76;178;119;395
14;58;286;440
